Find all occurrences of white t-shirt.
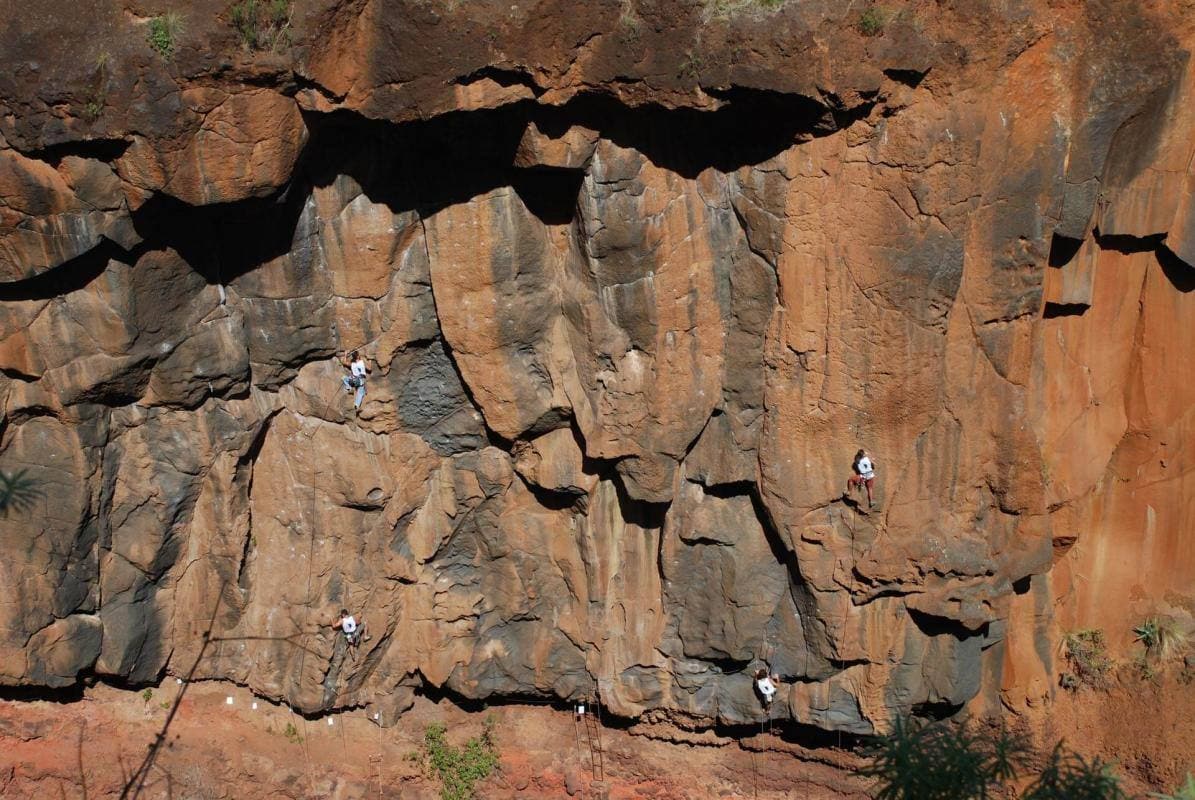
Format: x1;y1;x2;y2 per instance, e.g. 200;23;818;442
857;456;874;479
340;615;358;633
756;677;777;699
350;359;368;379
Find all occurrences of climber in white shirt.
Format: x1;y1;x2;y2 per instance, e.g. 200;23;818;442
339;350;371;414
754;667;780;707
847;448;877;508
332;609;369;647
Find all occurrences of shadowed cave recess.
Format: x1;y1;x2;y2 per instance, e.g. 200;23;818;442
3;7;1195;760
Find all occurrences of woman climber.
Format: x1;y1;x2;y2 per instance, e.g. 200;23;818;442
339;350;371;414
754;667;780;707
847;448;876;508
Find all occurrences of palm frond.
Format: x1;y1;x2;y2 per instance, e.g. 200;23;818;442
0;469;41;515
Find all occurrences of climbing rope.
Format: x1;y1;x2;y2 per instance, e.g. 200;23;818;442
290;430;381;788
338;709;350;759
592;691;606;782
760;626;776;735
289;451;322;796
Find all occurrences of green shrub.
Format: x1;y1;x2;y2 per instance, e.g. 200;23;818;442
1061;629;1113;690
1136;618;1162;649
858;7;886;36
702;0;787;19
230;0;293;52
83;51;110;122
678;50;704;80
1153;774;1195;800
1021;743;1128;800
422;716;500;800
1133;652;1159;683
148;12;184;59
141;688;153;703
1135;617;1189;661
618;8;642;42
862;719;1127;800
860;718;1028;800
282;721;302;744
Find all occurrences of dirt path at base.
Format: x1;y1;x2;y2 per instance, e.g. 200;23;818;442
0;681;867;799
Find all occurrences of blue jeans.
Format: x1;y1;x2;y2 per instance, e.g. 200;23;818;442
342;376;366;408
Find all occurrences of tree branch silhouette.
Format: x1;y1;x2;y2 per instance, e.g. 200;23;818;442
118;581;331;799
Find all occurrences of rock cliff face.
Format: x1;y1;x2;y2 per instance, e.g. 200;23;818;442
1;0;1193;735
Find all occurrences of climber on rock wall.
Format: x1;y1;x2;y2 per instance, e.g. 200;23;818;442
332;609;369;647
848;448;876;509
753;667;780;707
339;350;371;414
